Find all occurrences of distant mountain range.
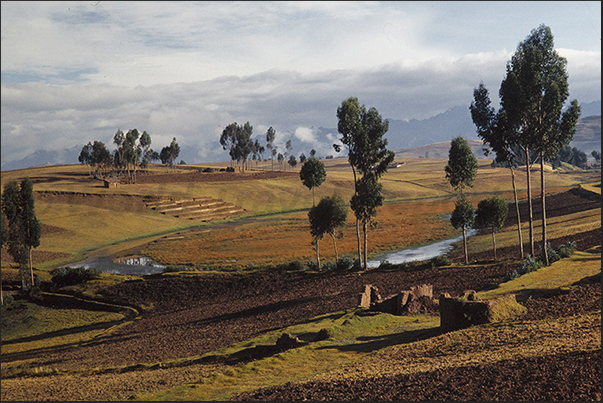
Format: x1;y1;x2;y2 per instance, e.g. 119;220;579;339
2;100;600;171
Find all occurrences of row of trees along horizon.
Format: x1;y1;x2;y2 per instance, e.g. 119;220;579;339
0;24;594;299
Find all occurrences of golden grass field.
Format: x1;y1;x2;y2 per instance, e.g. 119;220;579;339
0;157;594;273
1;157;600;401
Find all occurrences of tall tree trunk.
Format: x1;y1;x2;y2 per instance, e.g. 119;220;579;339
525;148;534;256
315;238;320;270
462;226;468;265
363;219;368;270
351;166;362;266
331;234;339;263
29;247;34;286
508;163;524;258
540;151;549;265
491;226;497;261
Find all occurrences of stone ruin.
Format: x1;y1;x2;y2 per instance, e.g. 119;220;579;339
439;291;525;332
357;284;526;332
357;284;437;315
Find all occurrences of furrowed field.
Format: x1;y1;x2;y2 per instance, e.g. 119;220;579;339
1;157;600;401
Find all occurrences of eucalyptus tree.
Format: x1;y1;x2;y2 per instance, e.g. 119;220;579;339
299;156;326;206
78;142;93;176
308;194;348;266
266;127;276;171
334;96;394;269
499;24;581;264
220;122;253;172
160;137;180;171
2;178;41;288
471;83;524;258
450;195;475;265
445;136;478;195
445;136;478;265
475;196;509;261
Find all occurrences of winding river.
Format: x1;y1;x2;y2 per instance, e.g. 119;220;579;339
69;229;476;275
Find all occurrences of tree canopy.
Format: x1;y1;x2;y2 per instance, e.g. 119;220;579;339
335;96;394;269
475;196;509;261
445;136;478;194
299;157;326;206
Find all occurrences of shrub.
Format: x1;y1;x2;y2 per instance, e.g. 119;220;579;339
1;294;15;307
276;260;305;271
51;267;101;287
378;260;395;270
321;261;336;271
556;241;577;258
351;258;363;271
430;255;450;268
162;265;193;273
306;259;319;271
202;167;214;173
521;255;543;274
539;242;560;264
336;256;354;271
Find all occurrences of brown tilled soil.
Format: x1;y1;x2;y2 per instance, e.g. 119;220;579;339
1;187;600;401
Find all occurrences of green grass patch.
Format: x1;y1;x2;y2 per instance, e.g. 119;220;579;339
478;247;601;302
134;309;440;401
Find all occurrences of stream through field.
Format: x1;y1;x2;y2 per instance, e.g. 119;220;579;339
366;229;477;268
68;229;476;275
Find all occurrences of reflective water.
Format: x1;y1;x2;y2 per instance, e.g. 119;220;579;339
367;229;477;268
68;229;475;275
70;256;166;276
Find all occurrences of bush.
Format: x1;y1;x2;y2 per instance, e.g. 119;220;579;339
51;267;101;287
1;294;15;307
202;167;214;173
162;265;193;273
430;255;450;268
306;259;319;271
556;241;577;258
336;256;354;271
378;260;395;270
276;260;305;271
320;261;335;271
539;242;560;264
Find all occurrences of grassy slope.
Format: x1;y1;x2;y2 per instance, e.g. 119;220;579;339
0;158;590;273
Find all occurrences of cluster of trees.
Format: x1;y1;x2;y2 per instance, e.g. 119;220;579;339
301;96;395;270
220;123;326;172
470;24;581;265
444;136;509;263
78;129;180;181
1;178;41;301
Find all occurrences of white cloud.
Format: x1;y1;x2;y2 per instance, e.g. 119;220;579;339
294;127;318;144
1;1;600;168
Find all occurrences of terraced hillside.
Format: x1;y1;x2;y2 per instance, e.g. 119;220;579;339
143;196;246;221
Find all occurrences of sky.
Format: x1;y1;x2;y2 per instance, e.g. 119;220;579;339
1;1;601;168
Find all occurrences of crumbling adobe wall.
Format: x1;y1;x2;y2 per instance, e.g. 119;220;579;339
439;291;525;332
358;284;437;315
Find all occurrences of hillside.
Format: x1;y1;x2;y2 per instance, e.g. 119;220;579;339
393;139;493;159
